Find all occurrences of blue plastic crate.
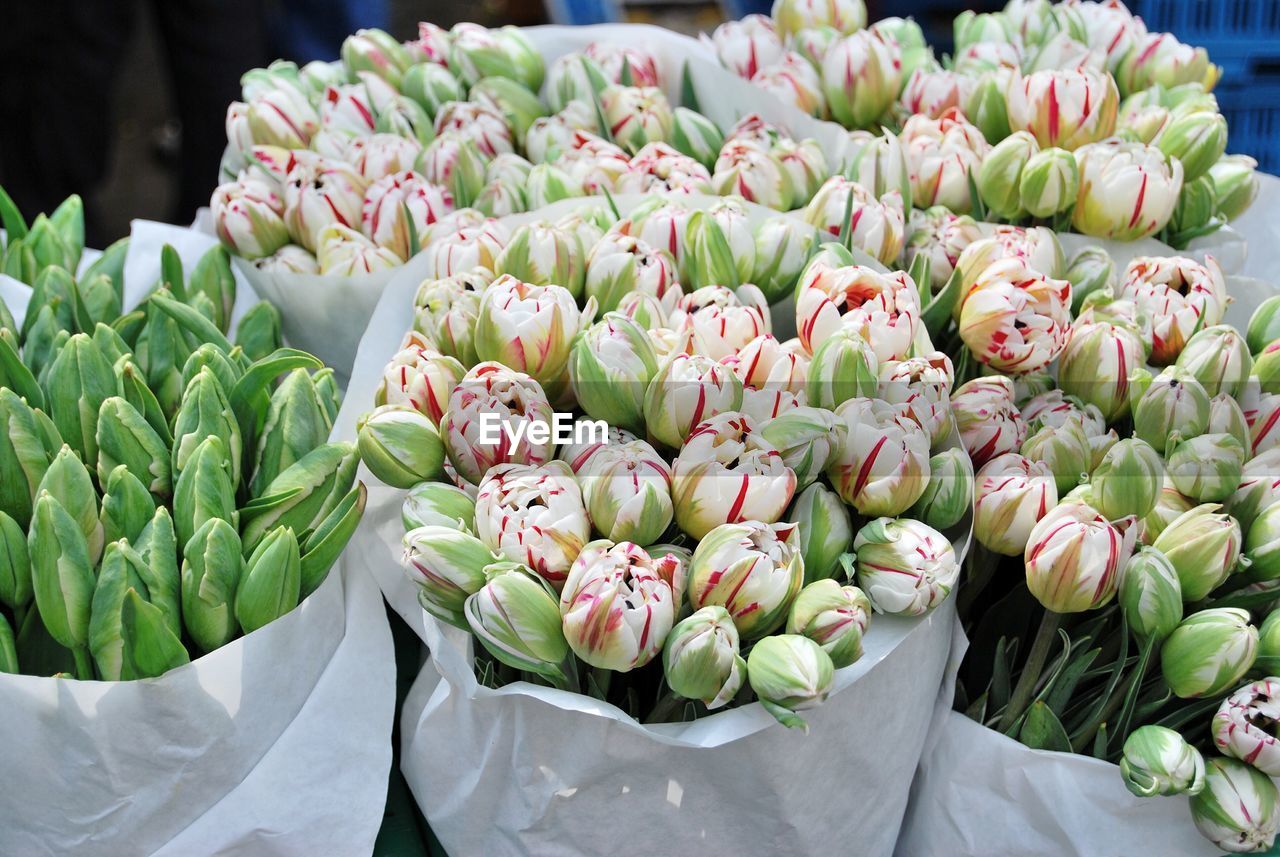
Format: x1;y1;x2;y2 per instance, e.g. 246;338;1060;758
1215;82;1280;174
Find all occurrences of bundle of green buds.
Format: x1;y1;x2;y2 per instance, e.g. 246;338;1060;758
0;193;364;681
358;194;972;730
210;22;839;279
939;232;1280;850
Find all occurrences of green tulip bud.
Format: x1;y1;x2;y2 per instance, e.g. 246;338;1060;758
356;405;445;490
1209;393;1252;454
250;369;331;498
908;447;973;532
1090;438;1163;520
172;367;242;479
402;481;476;534
1175;324;1252;399
96;397;172;499
113;356;173;448
1019;146;1078;218
1208;154;1259;222
581;445;673;546
0;509;30;611
494;221;586;298
1058;321;1146;423
28;491;94;652
1119;725;1205;797
402;62;464;119
1256;343;1280;397
189;245;237;333
1132;367;1211;455
1227;449;1280;533
241;442;359;562
786;579;869;669
402;525;496;628
1166;175;1217;245
235;301;284;362
134;506;181;632
236;526;302;634
671;107;723;169
38;445;103;564
469;76;545;145
1245;502;1280;582
78;273;122;328
181;518;243;653
662;605;746;710
965;71;1013;147
978;130;1037;220
1250;298;1280;357
119;586;190;678
99;464;157;547
807;329;878;410
685;205;754;289
1168;432;1245;504
1021;416;1091;497
760;408;846;492
173;435;238;550
1119;546;1183;643
23;264;77;340
526;163;582;211
89;323;130;368
1157;110;1227;182
89;539;154;680
786;482;853;585
1065;247;1116;314
1190;757;1280;853
1153;503;1242;601
568;314;658;435
1256;609;1280;676
1161;607;1258;698
464;565;570;684
0;613;15;674
44;332;117;465
23;306;69;383
181;344;242;401
0;389;58;527
1141;479;1194;545
746;633;834;731
752;216;817;305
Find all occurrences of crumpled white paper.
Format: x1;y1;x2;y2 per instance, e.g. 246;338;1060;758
1057;227;1247;278
0;222;396;857
335;191;970;857
1232;172;1280;285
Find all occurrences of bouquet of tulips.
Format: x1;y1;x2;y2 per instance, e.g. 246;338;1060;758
905;205;1280;851
702;0;1259;249
0;190;365;681
348;189;971;733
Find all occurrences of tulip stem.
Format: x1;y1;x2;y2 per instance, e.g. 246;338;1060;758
645;690;686;724
1000;610;1061;733
72;646;93;681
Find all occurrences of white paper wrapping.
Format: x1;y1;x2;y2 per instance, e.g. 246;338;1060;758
1057;228;1247;278
0;222;396;856
334;190;970;857
1232;173;1280;286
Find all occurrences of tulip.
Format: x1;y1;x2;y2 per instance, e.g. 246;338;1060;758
1156;110;1227;185
1141;478;1194;545
1167;433;1245;505
375;335;465;426
599;85;673;156
360;171;454;261
450;24;543;90
1073;140;1184;241
821;30;901;129
170;366;241;480
951;375;1028;467
959;257;1072;375
1019;147;1079;218
559;541;680;672
29;491;94;666
1117;32;1220;97
900;68;973;120
281;157;367;253
399;525;494;630
250;244;319;275
417;133;489;210
828;396;929;516
841;127;912;204
568;313;659;435
356;405;443;488
672;412;796;539
411;273;486;366
796;263;920;361
180;518;243;653
473;276;590;394
245;85;319;149
900;108;990;214
439;362;554;486
346;133;425;184
95;396;172;502
341;28;410;86
660;107;722;171
1132;367;1211;453
475;462;590;589
492;221;586;300
905;448;971;533
1175;324;1252;400
1120;725;1206;798
687;519;804;639
643;353;744;450
786;578;870;668
465;564;571;684
401;63;466;120
1020;416;1092;497
468;77;545;147
317;80;383;140
901;207;983;292
1259;611;1280;676
1152;503;1241;601
1090;438;1163;521
1191;757;1280;854
773;0;866;38
706;14;785;79
583;233;679;318
401;483;474;535
852;516;958;616
1249;392;1280;458
1006;69;1119;152
752;216;818;304
977;131;1039;220
683;200;757;291
1210;154;1260;223
753;54;827;118
615;142;712;198
583;42;660;87
314;224;400;275
878;352;955;445
1212;679;1280;777
1228;450;1280;533
974;453;1058;556
801;178;904;267
662;605;747;709
758;407;846;491
1026;500;1135;613
1119;546;1184;644
669;285;770;362
210;179;288;260
172;435;238;551
787;482;854;584
709;139;793;211
579;439;673;546
1057;321;1145;422
45;333;116;468
1163;608;1258;699
746;633;834;730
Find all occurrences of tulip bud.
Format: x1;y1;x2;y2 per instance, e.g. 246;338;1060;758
973;453;1058;557
342;28;410;86
1116;546;1183;646
584;233;679;317
952;376;1028;468
280;157;367;253
250;369;331;497
683;203;756;292
474;276;589;394
1120;725;1206;798
1021;416;1092;497
959;257;1072;376
746;634;834;730
1121;255;1226;366
0;509;30;612
560;541;679;672
1175;325;1253;400
475;462;590;590
1256;611;1280;678
1212;679;1280;778
568;313;659;435
1168;433;1246;505
1163;608;1258;699
1064;247;1116;314
1073;140;1184;241
357;405;444;489
904;447;970;532
1008;69;1119;152
1156;110;1228;184
1210;154;1260;223
29;491;94;652
828;397;930;517
450;24;543;90
1026;500;1135;613
688;520;804;639
1190;756;1280;853
669;285;769;362
1228;449;1280;534
173;435;238;551
401;525;496;628
643;353;743;450
977;131;1039;220
757;407;846;492
181;518;244;653
37;446;103;568
853;517;958;616
45;333;116;467
464;564;570;684
1153;502;1242;601
774;0;866;37
171;367;241;480
786;579;869;669
821;30;901;128
1132;367;1211;454
787;482;854;585
795;263;920;361
314;223;400;275
805;329;878;411
210;179;288;260
662;605;747;709
599;85;673;155
579;439;673;546
1019;147;1079;218
1057;321;1145;423
1091;438;1164;521
95;397;172;502
751;216;817;305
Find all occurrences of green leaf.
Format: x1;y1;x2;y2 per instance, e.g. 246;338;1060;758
148;292;234;355
0;333;44;411
0;185;28;244
922;265;964;341
160;244;186;301
1019;701;1072;752
679;61;700;113
299;482;366;598
1044;645;1101;717
990;636;1012;716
